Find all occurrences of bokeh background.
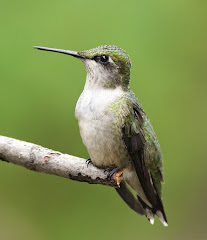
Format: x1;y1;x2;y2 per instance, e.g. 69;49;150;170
1;0;207;239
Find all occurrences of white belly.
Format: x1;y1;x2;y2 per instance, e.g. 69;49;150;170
75;87;129;168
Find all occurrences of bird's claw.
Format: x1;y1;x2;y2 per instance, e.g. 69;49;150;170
105;167;118;178
86;158;92;168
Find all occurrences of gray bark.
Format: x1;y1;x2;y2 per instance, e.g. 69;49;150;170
0;135;117;187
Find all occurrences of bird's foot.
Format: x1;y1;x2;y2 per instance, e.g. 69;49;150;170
113;170;123;187
105;167;123;187
104;167;118;177
86;158;92;168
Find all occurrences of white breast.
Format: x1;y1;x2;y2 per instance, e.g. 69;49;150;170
75;87;124;121
75;87;126;167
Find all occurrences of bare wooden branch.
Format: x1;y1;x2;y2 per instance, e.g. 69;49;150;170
0;135;117;187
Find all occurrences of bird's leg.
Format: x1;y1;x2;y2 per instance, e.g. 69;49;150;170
86;158;92;168
105;167;123;187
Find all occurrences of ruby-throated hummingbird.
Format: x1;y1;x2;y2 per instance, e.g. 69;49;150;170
34;45;168;226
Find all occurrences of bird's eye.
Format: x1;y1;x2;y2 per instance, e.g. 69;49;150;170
100;55;109;63
94;55;109;64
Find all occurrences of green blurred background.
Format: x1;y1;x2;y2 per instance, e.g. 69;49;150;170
1;0;207;239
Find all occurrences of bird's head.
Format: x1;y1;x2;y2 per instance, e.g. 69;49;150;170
34;45;131;90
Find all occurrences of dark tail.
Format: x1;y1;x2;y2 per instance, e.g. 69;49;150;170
115;181;146;216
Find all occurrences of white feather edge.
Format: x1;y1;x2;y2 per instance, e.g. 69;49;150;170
156;210;168;227
150;218;154;225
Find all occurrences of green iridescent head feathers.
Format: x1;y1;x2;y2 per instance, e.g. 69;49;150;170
79;45;132;85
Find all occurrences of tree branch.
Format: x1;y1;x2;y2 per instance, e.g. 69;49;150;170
0;135;117;187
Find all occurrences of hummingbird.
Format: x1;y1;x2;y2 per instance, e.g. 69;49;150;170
34;45;168;226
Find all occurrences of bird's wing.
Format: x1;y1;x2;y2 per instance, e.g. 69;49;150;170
121;92;167;224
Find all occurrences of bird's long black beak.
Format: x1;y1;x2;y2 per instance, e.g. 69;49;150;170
33;46;86;59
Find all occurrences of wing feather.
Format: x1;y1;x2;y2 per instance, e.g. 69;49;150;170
122;102;167;224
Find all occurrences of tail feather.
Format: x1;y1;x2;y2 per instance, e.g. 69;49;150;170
156;210;168;227
146;208;154;225
116;181;168;226
115;182;146;216
138;195;168;226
